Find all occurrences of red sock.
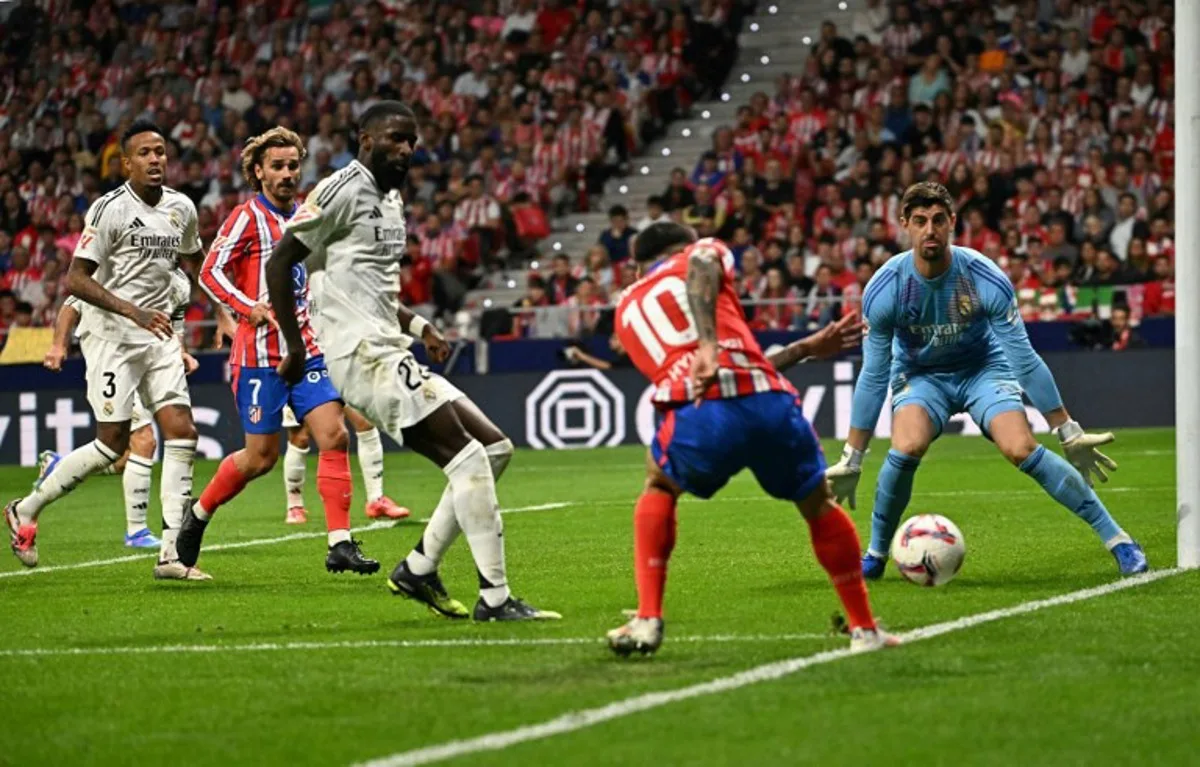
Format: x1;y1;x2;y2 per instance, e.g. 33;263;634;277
198;454;250;516
634;490;677;619
317;450;352;534
807;506;876;631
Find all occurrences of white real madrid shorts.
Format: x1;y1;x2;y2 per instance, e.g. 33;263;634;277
325;341;463;442
80;335;190;423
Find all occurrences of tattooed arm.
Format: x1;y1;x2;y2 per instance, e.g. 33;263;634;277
685;244;723;403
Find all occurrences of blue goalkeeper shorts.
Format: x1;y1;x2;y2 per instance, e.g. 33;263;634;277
650;391;827;502
891;359;1026;437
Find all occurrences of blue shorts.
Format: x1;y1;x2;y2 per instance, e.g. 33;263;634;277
232;355;341;435
650;391;827;502
891;360;1025;437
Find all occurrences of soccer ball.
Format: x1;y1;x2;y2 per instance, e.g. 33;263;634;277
890;514;966;587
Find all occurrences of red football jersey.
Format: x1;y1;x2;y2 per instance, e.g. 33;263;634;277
200;195;321;368
615;238;796;405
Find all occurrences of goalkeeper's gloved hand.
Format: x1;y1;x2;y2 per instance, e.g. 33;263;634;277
1054;419;1118;487
825;444;865;511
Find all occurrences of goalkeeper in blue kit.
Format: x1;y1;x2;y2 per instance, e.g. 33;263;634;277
825;182;1148;578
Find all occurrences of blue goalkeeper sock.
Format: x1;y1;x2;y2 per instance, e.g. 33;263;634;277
1019;445;1126;545
868;449;921;557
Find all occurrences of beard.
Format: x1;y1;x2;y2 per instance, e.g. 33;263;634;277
371;145;409;191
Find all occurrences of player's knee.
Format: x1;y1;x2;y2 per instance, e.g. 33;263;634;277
312;421;350;453
796;481;836;521
889;435;929;460
129;427;156;459
997;433;1039;466
97;424;130;458
243;441;280;477
288;428;311;451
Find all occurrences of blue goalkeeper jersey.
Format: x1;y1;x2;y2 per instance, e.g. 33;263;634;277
850;245;1064;432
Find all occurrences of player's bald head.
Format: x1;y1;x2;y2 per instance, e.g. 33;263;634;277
633;221;697;263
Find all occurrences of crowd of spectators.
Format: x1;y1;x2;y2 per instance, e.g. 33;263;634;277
0;0;748;350
512;0;1177;352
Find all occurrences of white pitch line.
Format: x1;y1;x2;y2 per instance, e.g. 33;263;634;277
355;568;1185;767
0;632;829;660
0;521;395;580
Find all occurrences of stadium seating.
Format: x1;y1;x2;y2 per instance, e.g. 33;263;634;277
0;0;1177;356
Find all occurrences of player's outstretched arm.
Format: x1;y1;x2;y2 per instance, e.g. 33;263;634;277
767;312;864;371
266;230;310;383
66;258;172;339
44;300;81;371
976;261;1118;485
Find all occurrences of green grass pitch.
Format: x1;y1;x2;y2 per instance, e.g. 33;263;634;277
0;428;1193;766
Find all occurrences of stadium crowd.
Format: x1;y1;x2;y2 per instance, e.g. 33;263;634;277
509;0;1177;348
0;0;1178;355
0;0;746;349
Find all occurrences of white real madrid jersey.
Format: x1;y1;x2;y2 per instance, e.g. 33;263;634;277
73;182;200;344
286;160;411;360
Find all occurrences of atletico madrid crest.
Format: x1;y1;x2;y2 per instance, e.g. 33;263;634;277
248;406;262;424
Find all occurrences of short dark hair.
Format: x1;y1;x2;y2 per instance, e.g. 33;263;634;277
608;204;628;218
121;119;163;151
899;181;954;220
358;100;416;133
633;221;696;263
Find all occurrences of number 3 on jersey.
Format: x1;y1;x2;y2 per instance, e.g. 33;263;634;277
620;275;697;364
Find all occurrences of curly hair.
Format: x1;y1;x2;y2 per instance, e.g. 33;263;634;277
240;127;306;192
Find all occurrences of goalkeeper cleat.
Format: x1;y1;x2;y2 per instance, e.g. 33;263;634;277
285;506;308;525
326;539;380;575
1112;541;1149;575
175;500;208;568
862;552;887;580
387;560;468;618
365;496;411;520
849;627;902;653
473;596;562;622
153;560;213;581
5;499;37;568
607;617;664;656
33;450;61;491
124;528;161;549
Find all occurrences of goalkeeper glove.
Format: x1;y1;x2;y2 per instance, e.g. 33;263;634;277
825;444;865;511
1054;419;1118;487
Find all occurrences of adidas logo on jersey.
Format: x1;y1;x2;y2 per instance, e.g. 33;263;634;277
127;217;147;232
368;206;383;219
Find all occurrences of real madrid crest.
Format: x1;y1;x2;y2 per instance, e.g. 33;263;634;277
168;209;184;232
958;293;973;318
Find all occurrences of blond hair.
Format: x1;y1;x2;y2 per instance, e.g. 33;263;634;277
240;127;307;191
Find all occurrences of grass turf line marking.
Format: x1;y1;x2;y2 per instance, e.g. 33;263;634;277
0;502;569;579
0;633;830;659
354;568;1184;767
0;521;394;580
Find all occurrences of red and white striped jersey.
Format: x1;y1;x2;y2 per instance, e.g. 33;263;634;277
922;149;967;180
422;226;465;270
534;140;566;180
973;149;1005;173
1061;186;1086;217
866;194;900;228
557;123;602;168
200;194;320;368
541;71;578;93
615;238;796;406
454;195;501;229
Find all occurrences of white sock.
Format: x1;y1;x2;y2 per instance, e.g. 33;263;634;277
445;440;510;607
406;438;513;577
19;440;120;521
485;438;514;480
328;528;351;547
406;484;459;575
123;455;155;535
194;503;211;522
284;441;308;509
100;463;119;475
159;438;196;562
356;427;386;502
